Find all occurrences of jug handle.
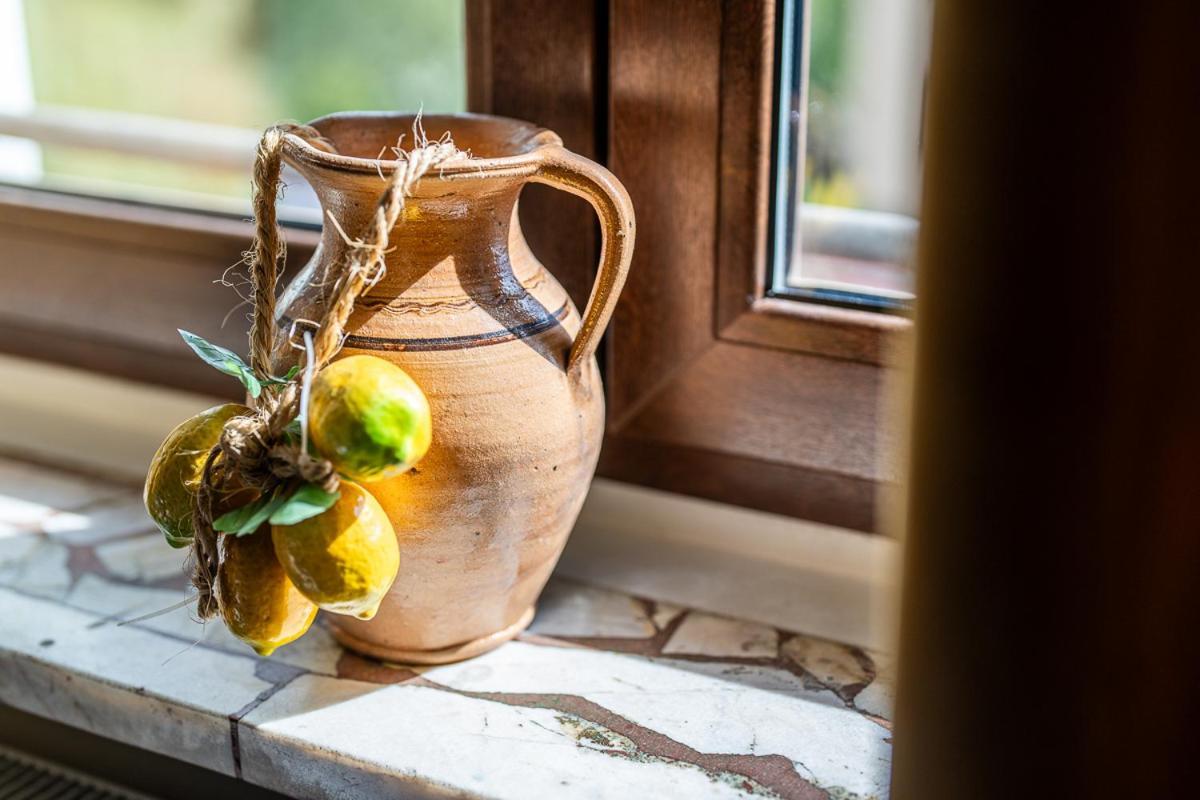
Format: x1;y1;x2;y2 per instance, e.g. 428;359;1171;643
531;146;636;376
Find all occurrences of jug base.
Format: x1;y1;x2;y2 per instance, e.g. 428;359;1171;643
329;605;536;665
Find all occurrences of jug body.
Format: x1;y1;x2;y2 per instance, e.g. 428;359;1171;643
274;113;630;663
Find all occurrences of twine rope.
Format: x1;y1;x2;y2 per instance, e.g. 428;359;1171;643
188;121;465;619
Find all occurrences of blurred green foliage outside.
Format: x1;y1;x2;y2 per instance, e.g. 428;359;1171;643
20;0;465;199
804;0;855;207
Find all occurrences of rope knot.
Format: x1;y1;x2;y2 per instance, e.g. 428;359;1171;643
219;414;268;473
267;443;339;494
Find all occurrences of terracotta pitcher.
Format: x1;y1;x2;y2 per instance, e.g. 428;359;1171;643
272;112;634;663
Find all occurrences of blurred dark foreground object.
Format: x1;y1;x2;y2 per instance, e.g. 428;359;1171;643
894;2;1200;798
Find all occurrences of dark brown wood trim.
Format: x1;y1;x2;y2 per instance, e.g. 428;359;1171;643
464;0;494;114
466;0;601;313
605;0;724;423
599;435;877;530
713;0;775;338
0;184;318;254
0;317;241;399
712;0;911;366
721;297;910;366
595;0;894;530
0;185;315;397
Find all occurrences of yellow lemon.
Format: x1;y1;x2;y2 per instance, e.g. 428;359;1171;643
144;403;250;548
308;355;432;483
218;528;317;656
271;482;399;620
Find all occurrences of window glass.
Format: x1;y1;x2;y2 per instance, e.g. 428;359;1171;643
0;0;465;215
774;0;931;308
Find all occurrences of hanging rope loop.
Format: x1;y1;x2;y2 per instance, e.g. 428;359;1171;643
187;119;466;619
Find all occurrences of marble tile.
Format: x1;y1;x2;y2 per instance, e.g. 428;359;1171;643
262;618;345;676
95;533;188;584
43;493;155;546
781;636;872;696
853;649;896;720
528;577;655;638
0;587;273;775
662;612;779;658
63;573;347;676
241;677;772;800
0;457;895;799
558;521;893;652
65;574;237;653
0;535;72;600
423;642;889;798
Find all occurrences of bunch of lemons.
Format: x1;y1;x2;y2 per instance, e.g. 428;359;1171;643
144;352;431;656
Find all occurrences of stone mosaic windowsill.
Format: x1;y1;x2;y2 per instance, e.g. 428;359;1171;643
0;455;893;799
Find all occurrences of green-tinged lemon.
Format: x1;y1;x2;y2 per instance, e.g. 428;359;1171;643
218;528;317;656
271;481;399;620
308;355;432;483
144;403;250;548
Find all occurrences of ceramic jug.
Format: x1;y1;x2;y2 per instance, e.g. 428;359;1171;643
272;112;634;663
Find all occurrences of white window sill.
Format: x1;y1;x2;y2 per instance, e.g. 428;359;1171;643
0;354;896;799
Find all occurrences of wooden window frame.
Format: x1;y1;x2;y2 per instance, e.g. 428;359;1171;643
0;186;319;396
470;0;908;531
0;0;905;531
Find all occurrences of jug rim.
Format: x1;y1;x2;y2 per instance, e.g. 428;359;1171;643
281;111;562;178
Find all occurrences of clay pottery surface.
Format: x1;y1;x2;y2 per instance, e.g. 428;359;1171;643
273;112;634;663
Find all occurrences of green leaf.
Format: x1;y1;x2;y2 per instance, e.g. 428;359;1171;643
212;501;262;534
164;531;193;549
178;329;262;398
242;373;262;399
263;364;302;387
213;490;289;536
269;483;340;527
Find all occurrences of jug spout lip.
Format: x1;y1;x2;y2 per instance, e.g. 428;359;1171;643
281;111;562;178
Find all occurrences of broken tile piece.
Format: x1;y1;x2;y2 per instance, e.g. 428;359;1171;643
662;611;779;658
528;577;655;638
781;635;873;696
64;574;345;674
0;535;72;600
852;649;896;720
65;574;237;652
95;534;187;584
